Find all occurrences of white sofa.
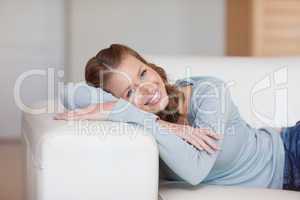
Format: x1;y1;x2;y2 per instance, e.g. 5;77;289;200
22;56;300;200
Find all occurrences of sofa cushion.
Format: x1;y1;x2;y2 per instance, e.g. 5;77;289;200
159;182;300;200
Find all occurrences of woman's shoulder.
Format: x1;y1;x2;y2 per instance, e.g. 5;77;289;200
177;76;227;118
175;76;226;90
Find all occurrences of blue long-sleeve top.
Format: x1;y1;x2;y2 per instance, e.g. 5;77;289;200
62;76;285;188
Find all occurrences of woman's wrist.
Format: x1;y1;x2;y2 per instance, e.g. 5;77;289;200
156;119;186;136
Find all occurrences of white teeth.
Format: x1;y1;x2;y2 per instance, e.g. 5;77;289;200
149;90;161;105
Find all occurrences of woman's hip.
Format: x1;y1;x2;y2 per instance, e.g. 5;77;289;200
280;121;300;191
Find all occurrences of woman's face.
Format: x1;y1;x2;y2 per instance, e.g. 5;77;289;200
104;54;169;113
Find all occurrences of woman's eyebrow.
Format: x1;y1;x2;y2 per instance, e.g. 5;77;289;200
122;65;142;95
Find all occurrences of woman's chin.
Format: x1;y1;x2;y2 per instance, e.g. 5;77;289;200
152;99;169;113
142;103;167;114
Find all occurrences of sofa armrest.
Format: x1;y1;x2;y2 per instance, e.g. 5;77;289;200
22;109;159;200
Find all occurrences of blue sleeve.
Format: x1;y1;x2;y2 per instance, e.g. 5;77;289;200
61;82;117;110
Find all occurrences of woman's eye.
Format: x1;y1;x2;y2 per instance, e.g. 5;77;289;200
127;89;133;98
140;69;147;80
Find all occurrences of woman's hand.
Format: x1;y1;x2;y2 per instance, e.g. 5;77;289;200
157;119;222;154
54;101;117;121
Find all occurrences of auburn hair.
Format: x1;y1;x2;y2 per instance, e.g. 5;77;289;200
85;44;185;123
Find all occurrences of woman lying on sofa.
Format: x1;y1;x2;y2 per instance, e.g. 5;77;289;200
54;44;300;191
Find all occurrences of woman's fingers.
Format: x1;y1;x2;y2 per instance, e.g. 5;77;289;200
54;111;73;120
54;106;108;121
185;136;204;151
54;102;116;121
190;134;215;154
200;128;223;140
54;106;95;120
73;105;98;115
179;126;219;153
54;111;88;120
191;128;221;153
207;131;223;140
201;134;220;151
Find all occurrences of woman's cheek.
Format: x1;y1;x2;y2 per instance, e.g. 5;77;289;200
133;96;146;110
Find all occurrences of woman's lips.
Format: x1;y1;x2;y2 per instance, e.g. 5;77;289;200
145;90;161;105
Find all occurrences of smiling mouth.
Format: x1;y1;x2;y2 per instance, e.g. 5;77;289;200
144;90;161;106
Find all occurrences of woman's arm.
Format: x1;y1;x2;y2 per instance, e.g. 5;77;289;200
181;77;235;183
145;77;233;185
61;82;117;110
60;82;221;153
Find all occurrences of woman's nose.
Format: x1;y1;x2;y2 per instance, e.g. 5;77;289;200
136;83;156;96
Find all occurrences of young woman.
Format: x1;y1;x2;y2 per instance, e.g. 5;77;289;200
55;44;300;191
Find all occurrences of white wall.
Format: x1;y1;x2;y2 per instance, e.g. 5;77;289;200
0;0;224;138
66;0;225;82
0;0;64;139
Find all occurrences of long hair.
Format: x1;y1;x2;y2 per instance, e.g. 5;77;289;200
85;44;184;123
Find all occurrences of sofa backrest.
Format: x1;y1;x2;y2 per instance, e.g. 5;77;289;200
143;55;300;128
